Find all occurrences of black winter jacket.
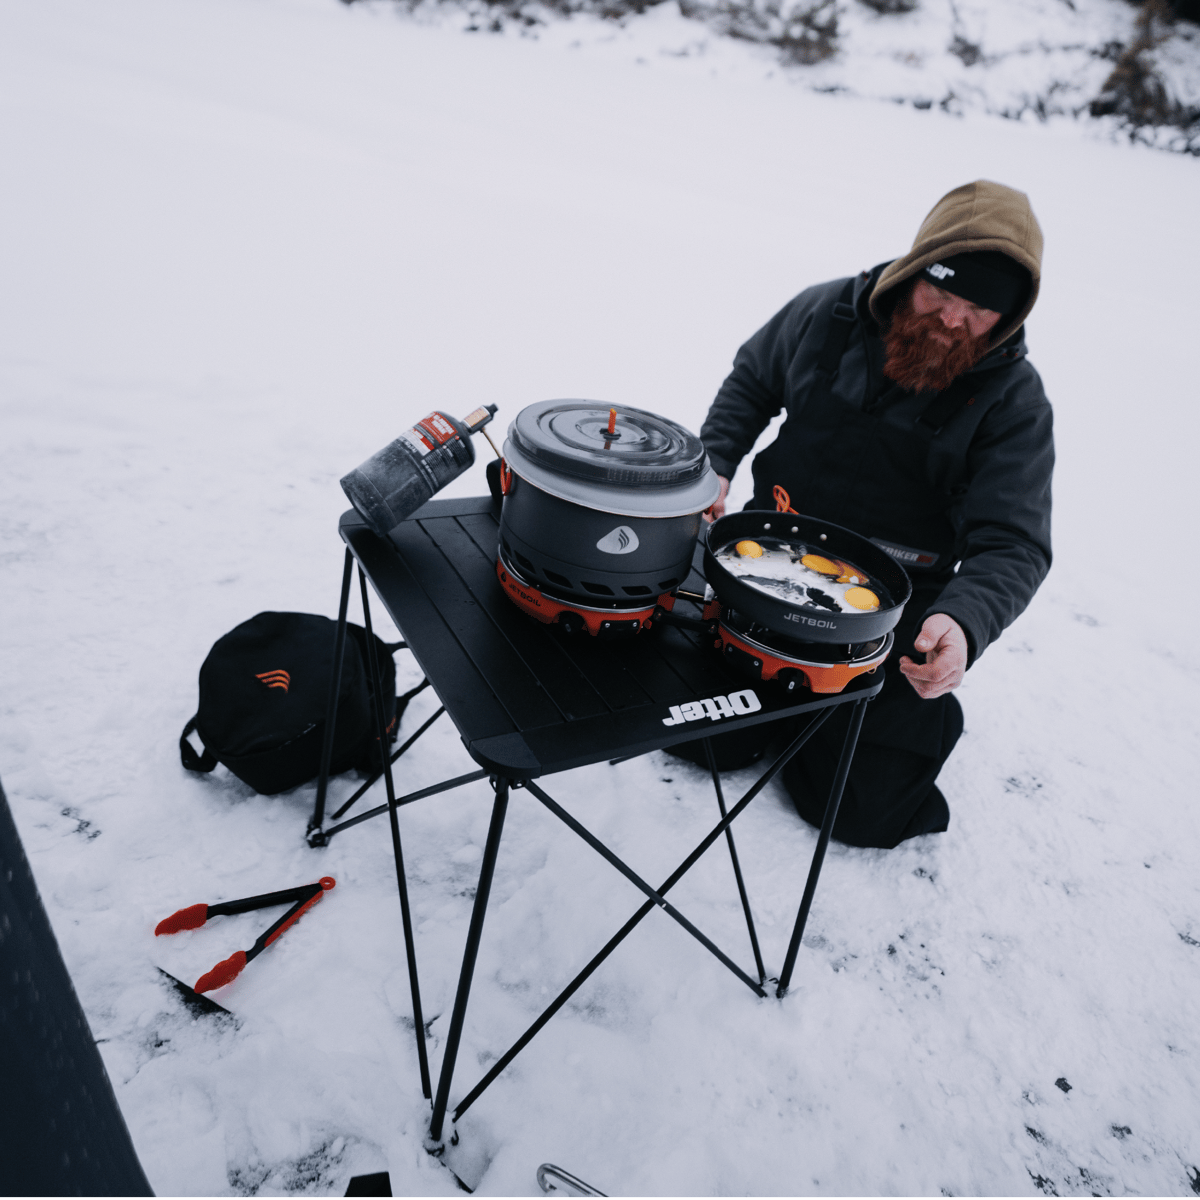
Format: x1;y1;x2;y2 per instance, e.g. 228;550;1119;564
699;265;1054;666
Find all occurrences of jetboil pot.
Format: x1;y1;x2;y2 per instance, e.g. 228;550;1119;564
341;405;498;536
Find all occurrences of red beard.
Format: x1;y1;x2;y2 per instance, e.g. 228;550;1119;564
882;297;991;393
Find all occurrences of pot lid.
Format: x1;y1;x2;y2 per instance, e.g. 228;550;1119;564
508;400;708;488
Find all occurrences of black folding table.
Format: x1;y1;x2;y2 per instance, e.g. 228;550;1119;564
306;496;881;1145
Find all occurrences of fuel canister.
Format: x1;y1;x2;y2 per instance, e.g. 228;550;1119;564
341;405;497;536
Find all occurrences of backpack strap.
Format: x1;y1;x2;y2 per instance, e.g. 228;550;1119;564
810;273;1001;436
179;715;219;774
916;366;1004;434
813;277;859;383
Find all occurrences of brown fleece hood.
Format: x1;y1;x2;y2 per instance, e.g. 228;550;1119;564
869;180;1043;349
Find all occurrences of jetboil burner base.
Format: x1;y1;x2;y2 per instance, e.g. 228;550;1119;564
709;603;893;695
496;546;675;638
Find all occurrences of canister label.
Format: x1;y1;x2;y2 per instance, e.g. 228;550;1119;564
404;412;459;456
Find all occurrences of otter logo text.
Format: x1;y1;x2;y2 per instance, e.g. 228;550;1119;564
662;689;762;726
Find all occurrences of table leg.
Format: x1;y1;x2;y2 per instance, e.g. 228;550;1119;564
775;696;869;999
308;548;354;843
449;708;837;1126
430;779;510;1144
359;569;432;1100
329;683;437;822
703;738;766;983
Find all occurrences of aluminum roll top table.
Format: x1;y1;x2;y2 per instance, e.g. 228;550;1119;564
307;496;882;1145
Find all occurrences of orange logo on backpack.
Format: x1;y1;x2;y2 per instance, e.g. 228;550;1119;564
256;669;291;693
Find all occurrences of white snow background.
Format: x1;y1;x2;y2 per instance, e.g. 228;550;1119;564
2;0;1199;1195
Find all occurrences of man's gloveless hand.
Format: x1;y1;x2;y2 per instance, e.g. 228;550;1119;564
705;475;730;523
899;614;968;699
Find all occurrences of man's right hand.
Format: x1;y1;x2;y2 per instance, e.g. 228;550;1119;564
705;475;730;523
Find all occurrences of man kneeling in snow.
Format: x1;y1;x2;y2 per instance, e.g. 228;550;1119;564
697;180;1053;849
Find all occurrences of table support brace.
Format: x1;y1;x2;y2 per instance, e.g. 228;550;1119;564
445;706;836;1130
704;738;766;984
329;693;442;822
524;781;767;997
359;568;432;1100
775;696;869;998
321;770;490;842
430;780;510;1143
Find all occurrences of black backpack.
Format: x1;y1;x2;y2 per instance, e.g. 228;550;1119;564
179;612;405;795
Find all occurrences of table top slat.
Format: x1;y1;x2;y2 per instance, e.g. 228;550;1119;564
445;509;661;715
344;516;519;744
421;514;616;723
390;521;566;733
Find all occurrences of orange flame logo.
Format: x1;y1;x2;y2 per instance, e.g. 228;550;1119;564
256;669;291;693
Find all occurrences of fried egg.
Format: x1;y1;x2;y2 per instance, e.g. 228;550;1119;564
715;538;881;615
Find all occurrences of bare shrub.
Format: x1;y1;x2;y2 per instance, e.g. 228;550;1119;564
366;0;841;60
1090;0;1194;124
857;0;918;13
679;0;840;64
948;32;983;65
778;0;840;64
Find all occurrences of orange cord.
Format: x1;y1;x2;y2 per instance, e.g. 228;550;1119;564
773;485;798;514
500;458;513;496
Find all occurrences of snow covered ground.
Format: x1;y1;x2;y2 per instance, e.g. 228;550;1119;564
2;0;1199;1194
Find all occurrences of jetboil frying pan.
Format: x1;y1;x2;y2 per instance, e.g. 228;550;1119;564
703;511;912;645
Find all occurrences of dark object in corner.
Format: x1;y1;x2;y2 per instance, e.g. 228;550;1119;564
157;967;234;1018
0;777;154;1196
346;1172;392;1196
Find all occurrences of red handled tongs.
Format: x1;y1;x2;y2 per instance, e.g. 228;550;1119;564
155;876;336;993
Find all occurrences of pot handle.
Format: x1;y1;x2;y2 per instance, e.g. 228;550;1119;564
773;484;798;514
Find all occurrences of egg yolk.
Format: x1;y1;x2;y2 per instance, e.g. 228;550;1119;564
800;554;840;576
844;587;880;611
735;540;764;558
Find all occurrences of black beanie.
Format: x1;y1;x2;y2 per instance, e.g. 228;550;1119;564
920;250;1030;316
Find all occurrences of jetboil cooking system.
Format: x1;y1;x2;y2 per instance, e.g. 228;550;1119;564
699;510;911;695
340;398;910;695
495;400;719;637
491;400;910;693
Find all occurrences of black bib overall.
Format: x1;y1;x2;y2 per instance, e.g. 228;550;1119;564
716;282;980;848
